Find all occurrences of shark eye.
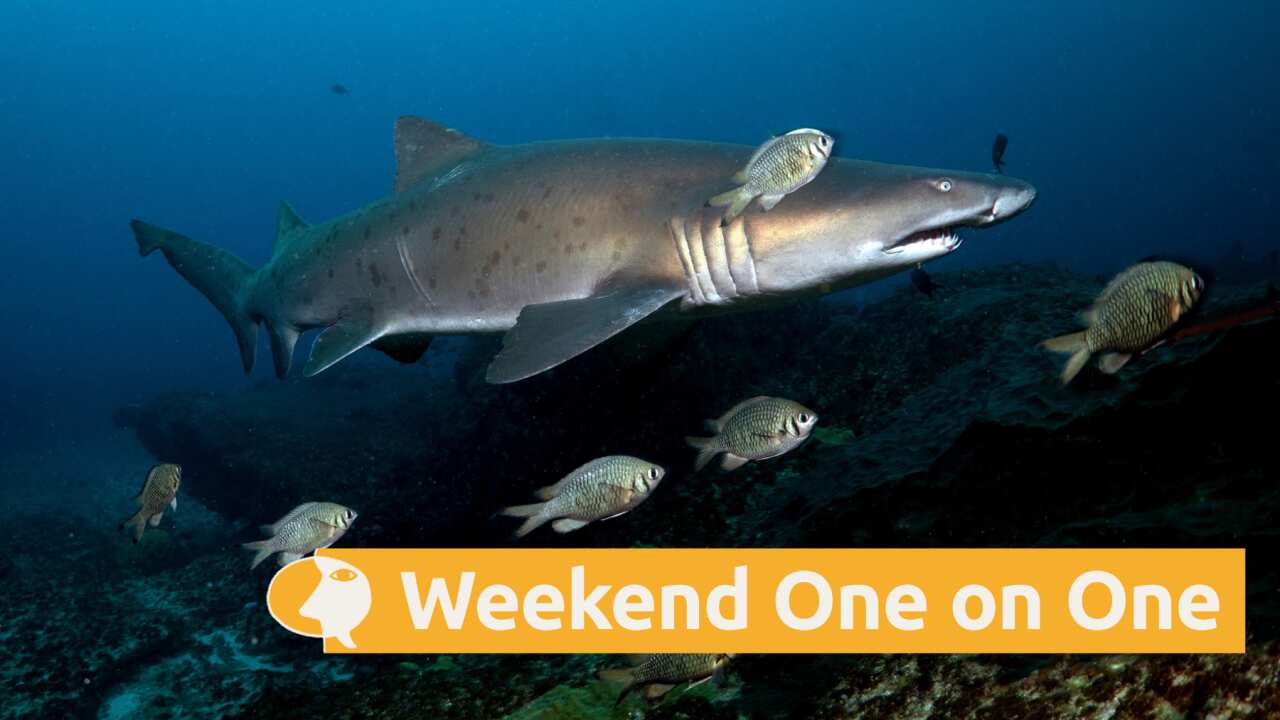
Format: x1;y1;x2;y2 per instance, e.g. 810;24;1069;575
937;179;953;192
330;568;357;582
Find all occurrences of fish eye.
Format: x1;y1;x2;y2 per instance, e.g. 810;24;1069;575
799;413;809;423
330;568;357;582
819;137;828;146
648;467;660;480
937;179;953;192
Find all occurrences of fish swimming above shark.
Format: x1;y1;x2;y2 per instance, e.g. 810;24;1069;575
131;116;1036;384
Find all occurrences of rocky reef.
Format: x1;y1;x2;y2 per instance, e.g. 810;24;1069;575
91;262;1280;718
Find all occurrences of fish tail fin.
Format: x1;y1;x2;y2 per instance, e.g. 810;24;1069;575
1041;331;1091;384
241;539;275;570
501;503;549;539
120;511;146;543
597;668;636;706
706;187;753;223
685;436;720;471
131;219;261;375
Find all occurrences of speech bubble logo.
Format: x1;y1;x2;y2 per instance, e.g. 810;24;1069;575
266;554;372;649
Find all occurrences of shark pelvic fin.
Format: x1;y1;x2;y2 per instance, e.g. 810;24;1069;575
393;116;490;193
485;286;683;384
303;313;385;377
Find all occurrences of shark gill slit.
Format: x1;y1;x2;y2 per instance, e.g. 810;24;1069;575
668;210;759;306
700;214;740;298
396;239;436;309
685;216;721;303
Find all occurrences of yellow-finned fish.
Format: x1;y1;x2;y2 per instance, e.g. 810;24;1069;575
242;502;358;569
707;128;833;224
1042;260;1204;384
597;653;734;705
500;456;665;539
686;396;818;471
120;463;182;543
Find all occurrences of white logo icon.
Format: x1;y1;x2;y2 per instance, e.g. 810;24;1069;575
297;556;372;649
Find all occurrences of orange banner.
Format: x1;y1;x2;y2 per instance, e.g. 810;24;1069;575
263;548;1245;654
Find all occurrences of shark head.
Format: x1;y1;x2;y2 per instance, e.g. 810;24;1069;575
744;160;1036;295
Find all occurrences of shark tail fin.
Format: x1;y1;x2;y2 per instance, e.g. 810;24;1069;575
132;219;261;375
1041;331;1091;385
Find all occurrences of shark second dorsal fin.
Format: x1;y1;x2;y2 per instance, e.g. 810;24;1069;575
273;201;308;257
393;116;489;193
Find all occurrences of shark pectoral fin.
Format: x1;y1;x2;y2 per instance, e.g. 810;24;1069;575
485;286;683;384
303;316;385;377
371;333;434;365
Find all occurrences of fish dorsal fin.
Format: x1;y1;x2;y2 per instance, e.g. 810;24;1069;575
264;502;321;535
394;116;489;193
485;285;682;384
713;396;772;429
274;201;308;256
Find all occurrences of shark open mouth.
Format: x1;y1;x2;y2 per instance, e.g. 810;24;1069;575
885;227;962;255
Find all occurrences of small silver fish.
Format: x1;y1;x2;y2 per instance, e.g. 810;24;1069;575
242;502;358;569
120;463;181;543
501;456;664;538
1042;261;1204;384
686;396;818;471
707;128;833;224
597;653;734;705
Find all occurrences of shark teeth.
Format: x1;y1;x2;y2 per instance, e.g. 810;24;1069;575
885;228;962;255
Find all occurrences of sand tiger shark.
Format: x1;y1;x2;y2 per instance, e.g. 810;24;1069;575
132;117;1036;383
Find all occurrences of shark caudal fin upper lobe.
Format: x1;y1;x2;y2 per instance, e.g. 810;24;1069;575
132;220;261;374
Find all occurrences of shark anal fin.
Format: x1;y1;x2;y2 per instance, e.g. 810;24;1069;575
303;315;384;377
371;332;434;365
394;117;489;193
485;286;682;384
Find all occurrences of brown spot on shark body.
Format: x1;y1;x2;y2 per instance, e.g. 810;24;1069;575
542;185;554;200
402;226;410;236
572;216;585;227
516;208;531;223
432;226;442;241
428;277;438;289
370;264;383;287
535;261;547;273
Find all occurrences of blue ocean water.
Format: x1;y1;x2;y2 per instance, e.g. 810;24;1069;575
1;2;1278;718
2;2;1275;424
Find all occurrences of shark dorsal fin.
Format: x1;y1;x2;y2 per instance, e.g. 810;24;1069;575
393;116;489;193
274;201;308;256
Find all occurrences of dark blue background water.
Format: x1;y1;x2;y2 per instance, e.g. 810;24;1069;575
2;1;1276;440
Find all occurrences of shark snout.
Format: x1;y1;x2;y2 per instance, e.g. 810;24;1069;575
988;179;1037;223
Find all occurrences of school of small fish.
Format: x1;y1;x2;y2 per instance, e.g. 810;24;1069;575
114;131;1221;707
